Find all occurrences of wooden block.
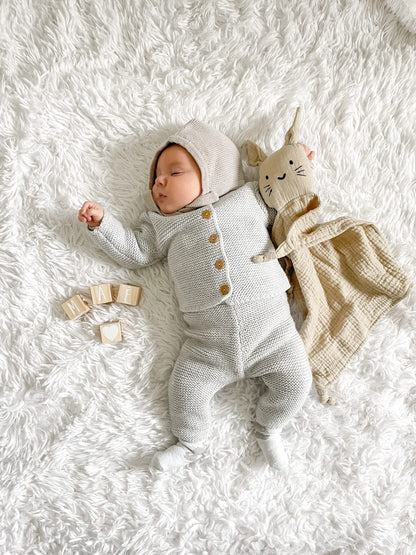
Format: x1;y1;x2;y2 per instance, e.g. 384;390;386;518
62;295;90;320
90;283;113;305
116;284;142;306
100;321;123;344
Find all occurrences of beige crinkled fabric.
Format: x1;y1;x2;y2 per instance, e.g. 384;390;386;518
248;108;413;404
270;192;412;403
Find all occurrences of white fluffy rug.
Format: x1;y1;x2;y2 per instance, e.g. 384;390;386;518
1;1;415;553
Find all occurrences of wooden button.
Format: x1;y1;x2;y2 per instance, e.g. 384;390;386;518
209;234;218;243
220;285;229;295
215;259;224;269
202;210;211;219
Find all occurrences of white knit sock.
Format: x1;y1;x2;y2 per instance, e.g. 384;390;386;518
255;427;289;471
150;440;205;471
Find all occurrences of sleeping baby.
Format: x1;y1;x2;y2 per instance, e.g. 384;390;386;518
78;119;313;472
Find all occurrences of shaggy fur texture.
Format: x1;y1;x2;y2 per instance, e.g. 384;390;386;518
1;1;415;553
384;0;416;33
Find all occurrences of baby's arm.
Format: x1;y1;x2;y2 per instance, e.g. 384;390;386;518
78;201;164;269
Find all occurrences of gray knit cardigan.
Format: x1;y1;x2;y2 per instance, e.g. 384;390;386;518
89;182;290;313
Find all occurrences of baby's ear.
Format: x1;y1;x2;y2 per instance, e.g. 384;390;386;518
246;140;268;167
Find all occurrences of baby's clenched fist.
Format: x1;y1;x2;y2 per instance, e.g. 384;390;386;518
78;201;104;228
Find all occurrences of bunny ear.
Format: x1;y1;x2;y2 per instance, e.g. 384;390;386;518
246;140;268;166
284;107;301;145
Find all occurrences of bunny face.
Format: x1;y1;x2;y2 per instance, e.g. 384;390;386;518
258;144;313;210
246;108;315;211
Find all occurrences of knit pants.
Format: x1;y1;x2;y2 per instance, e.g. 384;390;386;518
168;294;312;444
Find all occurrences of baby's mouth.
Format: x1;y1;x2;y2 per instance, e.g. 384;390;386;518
277;173;286;180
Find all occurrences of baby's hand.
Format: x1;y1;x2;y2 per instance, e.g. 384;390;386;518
78;201;104;227
298;143;315;162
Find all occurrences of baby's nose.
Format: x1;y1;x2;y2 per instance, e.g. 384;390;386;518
155;175;167;187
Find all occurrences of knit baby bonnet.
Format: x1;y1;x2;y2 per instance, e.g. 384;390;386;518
148;119;245;212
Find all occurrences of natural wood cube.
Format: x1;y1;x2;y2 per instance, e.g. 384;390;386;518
100;321;123;344
116;284;142;306
62;295;90;320
90;283;113;305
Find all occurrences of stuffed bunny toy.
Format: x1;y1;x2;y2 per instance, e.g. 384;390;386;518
247;107;413;404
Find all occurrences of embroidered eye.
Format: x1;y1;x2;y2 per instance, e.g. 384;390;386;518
265;175;269;180
289;160;294;165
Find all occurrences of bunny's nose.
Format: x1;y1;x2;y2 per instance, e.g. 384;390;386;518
277;173;286;180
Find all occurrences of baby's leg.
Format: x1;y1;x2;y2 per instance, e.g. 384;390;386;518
151;348;235;471
253;328;312;470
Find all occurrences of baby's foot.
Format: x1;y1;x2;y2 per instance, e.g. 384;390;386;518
150;440;205;471
254;427;289;471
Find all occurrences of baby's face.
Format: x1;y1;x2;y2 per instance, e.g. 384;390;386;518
152;144;202;213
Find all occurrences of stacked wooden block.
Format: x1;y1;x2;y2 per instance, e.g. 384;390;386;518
62;284;142;344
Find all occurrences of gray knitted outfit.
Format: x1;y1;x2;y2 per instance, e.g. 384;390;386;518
88;120;312;450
